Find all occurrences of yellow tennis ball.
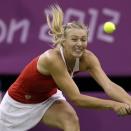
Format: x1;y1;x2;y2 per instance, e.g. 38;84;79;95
103;22;116;33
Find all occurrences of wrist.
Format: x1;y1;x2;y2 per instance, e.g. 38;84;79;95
121;96;131;105
106;100;116;110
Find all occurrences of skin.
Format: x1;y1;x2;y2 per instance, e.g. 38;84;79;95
37;28;131;131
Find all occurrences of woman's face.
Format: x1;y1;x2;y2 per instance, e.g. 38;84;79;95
63;28;88;58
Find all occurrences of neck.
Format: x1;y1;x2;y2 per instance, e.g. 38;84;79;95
62;48;76;71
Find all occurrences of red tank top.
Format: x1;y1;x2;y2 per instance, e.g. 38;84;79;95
8;57;57;104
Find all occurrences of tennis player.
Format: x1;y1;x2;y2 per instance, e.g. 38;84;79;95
0;5;131;131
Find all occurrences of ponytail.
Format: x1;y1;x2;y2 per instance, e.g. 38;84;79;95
46;5;64;46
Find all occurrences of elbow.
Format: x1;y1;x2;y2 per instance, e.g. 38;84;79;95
70;94;83;107
104;82;114;96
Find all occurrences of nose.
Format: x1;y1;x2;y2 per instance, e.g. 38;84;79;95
76;39;82;46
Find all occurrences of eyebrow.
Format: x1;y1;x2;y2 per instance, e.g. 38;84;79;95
71;35;87;38
71;35;87;37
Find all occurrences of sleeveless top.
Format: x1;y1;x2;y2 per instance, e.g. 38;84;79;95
8;47;80;104
59;46;80;77
8;57;57;104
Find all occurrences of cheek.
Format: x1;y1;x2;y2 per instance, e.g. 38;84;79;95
83;43;87;48
64;40;73;46
67;42;75;48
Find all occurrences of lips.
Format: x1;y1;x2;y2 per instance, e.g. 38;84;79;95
74;47;83;53
75;49;82;53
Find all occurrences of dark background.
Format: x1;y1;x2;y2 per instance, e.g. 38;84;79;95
1;75;130;92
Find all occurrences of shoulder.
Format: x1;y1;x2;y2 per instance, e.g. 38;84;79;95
39;48;63;66
83;50;97;58
80;50;101;70
39;49;57;63
81;50;98;63
37;48;66;74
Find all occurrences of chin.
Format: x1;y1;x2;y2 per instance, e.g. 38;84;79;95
73;53;83;58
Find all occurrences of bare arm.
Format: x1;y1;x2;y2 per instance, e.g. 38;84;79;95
37;52;126;111
86;51;131;104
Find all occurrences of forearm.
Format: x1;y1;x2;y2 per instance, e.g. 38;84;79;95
105;82;130;103
74;94;114;110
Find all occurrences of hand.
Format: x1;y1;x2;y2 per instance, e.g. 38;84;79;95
112;102;131;116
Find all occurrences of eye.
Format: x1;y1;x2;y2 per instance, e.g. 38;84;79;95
72;38;78;42
81;39;87;42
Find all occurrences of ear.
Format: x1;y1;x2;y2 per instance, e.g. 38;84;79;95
61;39;65;47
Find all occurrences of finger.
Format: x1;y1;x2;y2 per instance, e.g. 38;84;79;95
125;104;131;114
129;106;131;113
118;108;128;116
128;105;131;112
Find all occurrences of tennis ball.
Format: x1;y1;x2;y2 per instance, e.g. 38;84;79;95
103;22;116;33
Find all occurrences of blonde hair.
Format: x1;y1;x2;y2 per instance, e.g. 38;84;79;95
47;5;88;46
